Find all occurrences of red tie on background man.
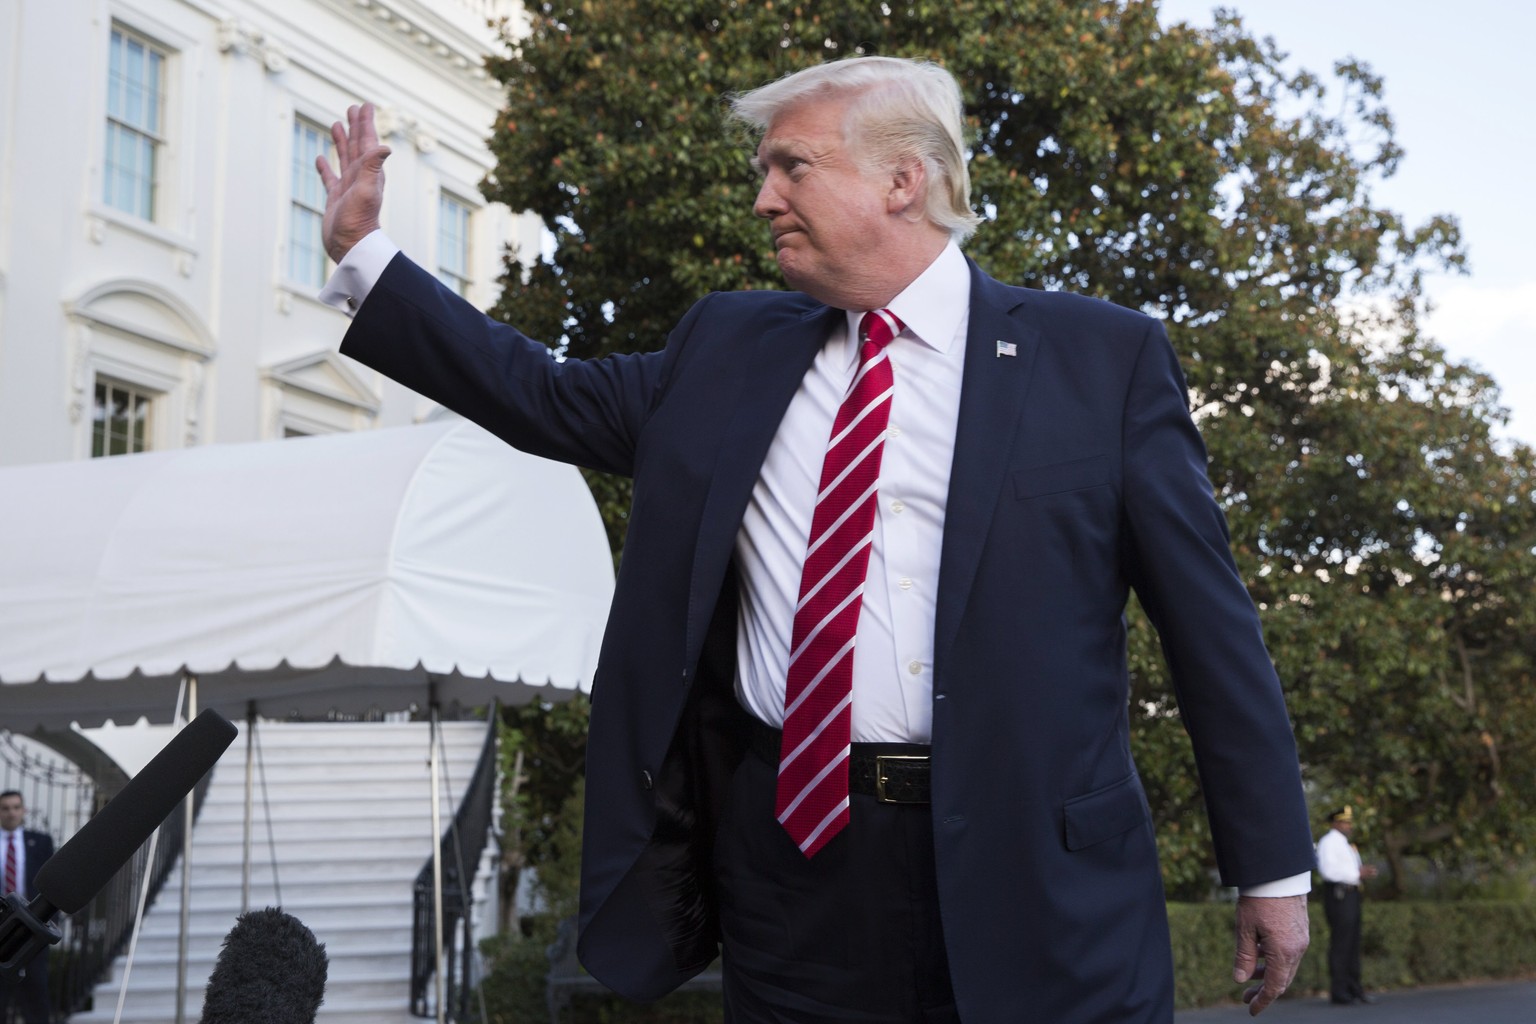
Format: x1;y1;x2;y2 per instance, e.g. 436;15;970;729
776;309;904;857
4;830;16;895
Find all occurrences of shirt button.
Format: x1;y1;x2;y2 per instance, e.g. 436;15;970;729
898;577;913;590
907;660;922;675
888;426;902;438
890;499;905;514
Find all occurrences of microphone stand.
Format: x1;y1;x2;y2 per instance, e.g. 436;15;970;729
0;892;62;980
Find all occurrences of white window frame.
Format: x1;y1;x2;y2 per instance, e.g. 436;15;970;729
436;191;474;298
103;23;168;222
288;117;334;289
90;376;159;457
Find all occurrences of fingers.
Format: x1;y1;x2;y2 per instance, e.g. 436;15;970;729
1245;970;1281;1016
330;119;349;168
356;102;378;151
364;143;392;174
1246;955;1295;1016
347;104;364;166
327;103;378;172
1232;927;1258;984
315;154;338;192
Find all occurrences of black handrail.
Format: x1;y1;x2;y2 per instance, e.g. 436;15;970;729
410;713;498;1020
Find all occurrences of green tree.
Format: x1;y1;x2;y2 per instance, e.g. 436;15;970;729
480;0;1536;896
495;695;590;931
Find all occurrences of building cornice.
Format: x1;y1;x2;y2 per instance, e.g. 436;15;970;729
331;0;518;93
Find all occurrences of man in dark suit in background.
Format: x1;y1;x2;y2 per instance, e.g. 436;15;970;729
1;790;54;1024
317;56;1312;1022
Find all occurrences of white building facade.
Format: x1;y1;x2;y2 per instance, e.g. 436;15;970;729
0;0;536;466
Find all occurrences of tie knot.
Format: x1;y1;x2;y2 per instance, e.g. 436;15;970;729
859;309;904;351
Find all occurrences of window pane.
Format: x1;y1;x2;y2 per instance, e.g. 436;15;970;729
146;50;163;133
91;380;153;457
289;204;325;287
108;31;124;119
437;193;471;297
91;383;108;457
125;38;144;120
288;119;333;287
138;136;155;216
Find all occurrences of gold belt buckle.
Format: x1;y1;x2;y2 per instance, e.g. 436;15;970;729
875;755;929;804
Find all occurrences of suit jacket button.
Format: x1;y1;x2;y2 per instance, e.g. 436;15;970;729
641;770;654;790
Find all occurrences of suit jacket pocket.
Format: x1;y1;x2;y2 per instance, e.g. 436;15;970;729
1013;454;1110;500
1062;772;1150;851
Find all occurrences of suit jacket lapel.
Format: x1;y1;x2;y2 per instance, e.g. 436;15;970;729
933;265;1041;680
684;303;840;666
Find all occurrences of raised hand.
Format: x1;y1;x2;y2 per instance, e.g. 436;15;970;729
315;103;391;264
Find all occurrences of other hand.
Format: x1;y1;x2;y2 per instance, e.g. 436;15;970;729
1232;894;1309;1016
316;103;391;264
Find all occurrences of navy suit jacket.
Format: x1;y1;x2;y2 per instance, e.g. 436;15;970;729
343;252;1314;1023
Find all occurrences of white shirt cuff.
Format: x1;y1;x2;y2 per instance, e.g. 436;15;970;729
1239;871;1313;898
318;229;401;316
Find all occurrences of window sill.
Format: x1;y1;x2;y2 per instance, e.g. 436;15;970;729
87;204;198;258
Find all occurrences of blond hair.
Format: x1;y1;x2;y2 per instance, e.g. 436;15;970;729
730;57;982;242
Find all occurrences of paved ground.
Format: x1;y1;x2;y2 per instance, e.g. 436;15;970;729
1175;980;1536;1023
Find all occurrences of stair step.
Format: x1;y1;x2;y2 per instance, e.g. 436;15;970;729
201;778;474;801
195;792;457;820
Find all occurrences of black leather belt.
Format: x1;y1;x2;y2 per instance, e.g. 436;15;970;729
749;719;931;804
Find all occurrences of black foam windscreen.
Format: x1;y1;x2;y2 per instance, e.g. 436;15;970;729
33;708;237;914
199;907;328;1024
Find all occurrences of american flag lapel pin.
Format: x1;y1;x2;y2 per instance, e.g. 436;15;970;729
996;339;1017;358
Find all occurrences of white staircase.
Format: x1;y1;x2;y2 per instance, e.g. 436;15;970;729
69;720;493;1024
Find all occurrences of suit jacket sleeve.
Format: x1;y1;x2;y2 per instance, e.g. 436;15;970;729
339;252;713;478
1119;321;1314;887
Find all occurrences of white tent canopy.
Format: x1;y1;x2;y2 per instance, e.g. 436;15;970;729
0;419;614;729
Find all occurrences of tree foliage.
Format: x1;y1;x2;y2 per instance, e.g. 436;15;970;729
482;0;1536;897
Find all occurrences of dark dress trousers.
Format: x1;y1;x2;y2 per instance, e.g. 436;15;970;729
342;252;1315;1023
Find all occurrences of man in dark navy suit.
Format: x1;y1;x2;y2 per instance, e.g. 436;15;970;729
1;790;54;1024
318;56;1312;1022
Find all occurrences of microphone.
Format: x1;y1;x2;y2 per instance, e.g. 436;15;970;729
199;907;328;1024
0;708;238;977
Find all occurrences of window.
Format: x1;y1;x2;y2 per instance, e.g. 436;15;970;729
104;26;166;220
289;119;332;287
92;379;154;457
437;192;472;297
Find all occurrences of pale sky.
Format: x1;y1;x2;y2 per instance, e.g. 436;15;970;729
1156;0;1536;447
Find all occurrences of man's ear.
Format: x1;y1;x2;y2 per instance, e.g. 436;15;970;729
886;157;927;218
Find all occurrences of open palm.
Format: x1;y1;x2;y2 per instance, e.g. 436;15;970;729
315;103;391;264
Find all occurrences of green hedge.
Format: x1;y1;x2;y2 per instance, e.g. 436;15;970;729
478;924;721;1024
482;900;1536;1020
1170;898;1536;1009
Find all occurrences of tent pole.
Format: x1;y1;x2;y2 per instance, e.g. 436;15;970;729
242;701;256;914
175;673;199;1024
430;696;447;1024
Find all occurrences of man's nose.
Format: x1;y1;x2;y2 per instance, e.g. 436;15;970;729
753;175;785;219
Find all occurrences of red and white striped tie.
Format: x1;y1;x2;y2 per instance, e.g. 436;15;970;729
4;831;17;895
776;308;903;857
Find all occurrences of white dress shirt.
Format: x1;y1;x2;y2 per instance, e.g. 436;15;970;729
1315;828;1363;885
733;241;968;744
